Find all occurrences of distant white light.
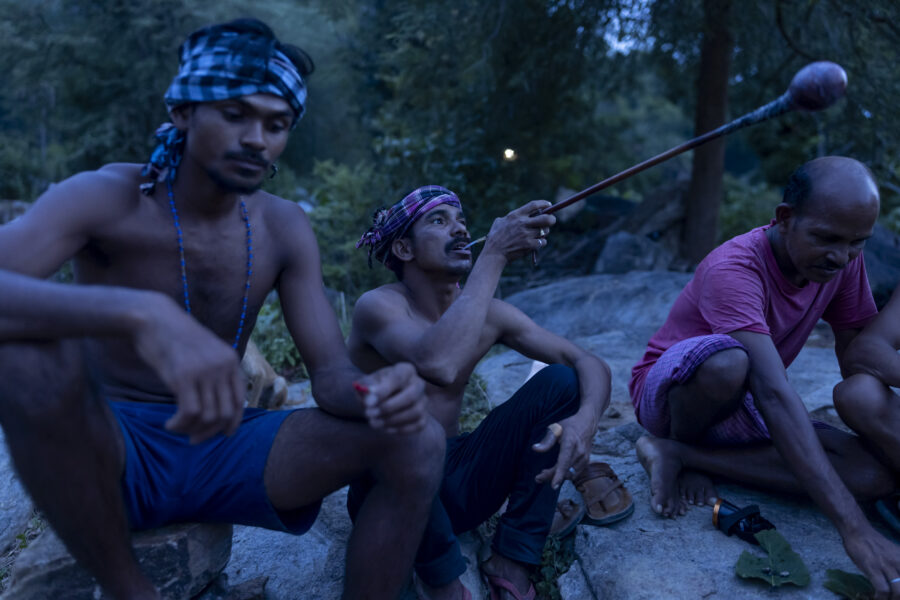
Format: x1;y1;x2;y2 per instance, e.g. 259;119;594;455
503;148;518;161
861;108;872;119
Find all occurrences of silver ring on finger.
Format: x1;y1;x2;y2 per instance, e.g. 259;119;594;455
568;466;577;477
540;228;548;237
538;238;546;247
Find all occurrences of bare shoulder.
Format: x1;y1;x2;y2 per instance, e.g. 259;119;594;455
252;191;318;259
24;163;144;226
255;191;313;234
58;163;142;198
355;284;411;320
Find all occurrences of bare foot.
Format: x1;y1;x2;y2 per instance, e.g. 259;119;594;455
481;553;533;600
679;469;718;507
636;435;685;518
415;575;469;600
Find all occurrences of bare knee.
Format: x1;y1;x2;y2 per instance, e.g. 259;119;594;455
833;374;894;432
696;348;749;398
0;339;90;427
669;348;748;442
375;416;445;493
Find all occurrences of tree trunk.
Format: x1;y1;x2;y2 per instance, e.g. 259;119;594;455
682;0;734;264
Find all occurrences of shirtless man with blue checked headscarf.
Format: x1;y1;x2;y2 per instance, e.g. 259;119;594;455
0;18;443;600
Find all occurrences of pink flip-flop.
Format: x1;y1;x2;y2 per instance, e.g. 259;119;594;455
413;574;472;600
483;573;536;600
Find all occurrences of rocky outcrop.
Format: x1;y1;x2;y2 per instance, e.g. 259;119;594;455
503;270;692;340
593;231;675;274
863;224;900;309
4;523;232;600
566;426;865;600
0;271;891;599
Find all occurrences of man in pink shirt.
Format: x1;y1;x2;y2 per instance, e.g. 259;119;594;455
631;156;900;598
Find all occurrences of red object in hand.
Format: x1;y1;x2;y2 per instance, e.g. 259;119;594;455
353;382;370;395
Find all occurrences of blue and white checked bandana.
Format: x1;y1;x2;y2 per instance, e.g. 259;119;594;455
357;185;462;268
165;25;306;125
141;24;307;195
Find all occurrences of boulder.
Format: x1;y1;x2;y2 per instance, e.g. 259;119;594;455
863;223;900;309
503;271;692;340
224;491;350;600
224;489;489;600
4;522;232;600
593;231;675;274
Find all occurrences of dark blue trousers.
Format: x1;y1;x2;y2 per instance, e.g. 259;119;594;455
348;364;580;587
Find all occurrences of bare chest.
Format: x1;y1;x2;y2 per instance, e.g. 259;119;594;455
75;200;279;340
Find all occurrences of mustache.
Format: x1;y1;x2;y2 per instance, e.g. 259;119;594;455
223;150;268;168
445;236;472;253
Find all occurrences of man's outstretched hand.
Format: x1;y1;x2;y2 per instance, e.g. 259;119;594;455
843;525;900;599
355;362;428;434
132;295;245;444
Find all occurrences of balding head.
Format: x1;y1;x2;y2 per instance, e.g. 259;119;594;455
783;156;879;218
771;156;880;286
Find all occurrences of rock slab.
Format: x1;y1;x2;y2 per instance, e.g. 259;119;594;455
566;426;871;600
4;522;232;600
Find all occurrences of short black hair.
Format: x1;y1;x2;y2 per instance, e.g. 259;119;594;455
213;18;315;77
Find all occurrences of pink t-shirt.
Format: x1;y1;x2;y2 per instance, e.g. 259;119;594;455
629;221;877;403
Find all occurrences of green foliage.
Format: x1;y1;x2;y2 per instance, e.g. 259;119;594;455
534;533;577;600
458;373;491;434
5;0;900;292
250;299;305;376
1;511;46;592
824;569;875;600
309;159;394;299
348;0;633;237
0;0;367;200
882;205;900;236
476;511;580;600
0;0;204;198
734;529;810;588
717;174;781;242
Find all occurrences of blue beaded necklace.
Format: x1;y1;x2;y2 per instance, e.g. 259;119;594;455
166;178;252;349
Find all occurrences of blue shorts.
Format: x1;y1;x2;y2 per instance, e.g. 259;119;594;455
109;401;321;534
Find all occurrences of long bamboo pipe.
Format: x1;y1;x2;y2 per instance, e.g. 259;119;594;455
464;61;848;249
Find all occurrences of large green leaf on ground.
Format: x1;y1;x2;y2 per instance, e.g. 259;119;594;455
824;569;875;600
734;529;810;587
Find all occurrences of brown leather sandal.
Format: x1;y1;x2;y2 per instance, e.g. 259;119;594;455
549;498;586;539
574;462;634;526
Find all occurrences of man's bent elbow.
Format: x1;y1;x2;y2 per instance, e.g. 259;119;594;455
415;361;458;388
